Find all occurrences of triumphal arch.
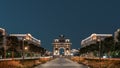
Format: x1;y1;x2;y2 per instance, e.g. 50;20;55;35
52;35;72;57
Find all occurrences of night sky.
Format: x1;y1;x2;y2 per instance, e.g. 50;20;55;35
0;0;120;51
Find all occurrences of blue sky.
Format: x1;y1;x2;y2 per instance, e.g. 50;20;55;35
0;0;120;51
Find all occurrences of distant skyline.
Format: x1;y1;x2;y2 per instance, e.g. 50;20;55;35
0;0;120;51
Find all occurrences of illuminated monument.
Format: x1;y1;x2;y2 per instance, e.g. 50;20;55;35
52;35;72;57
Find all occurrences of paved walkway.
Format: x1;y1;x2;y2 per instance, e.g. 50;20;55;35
34;57;89;68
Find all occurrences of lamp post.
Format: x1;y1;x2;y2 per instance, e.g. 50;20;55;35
24;46;28;50
3;33;6;59
22;38;25;62
22;34;31;62
97;39;101;68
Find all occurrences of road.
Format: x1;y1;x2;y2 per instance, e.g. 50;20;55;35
34;57;89;68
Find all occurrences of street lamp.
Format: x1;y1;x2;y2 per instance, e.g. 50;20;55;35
22;38;25;62
97;39;101;57
22;34;31;62
97;39;101;68
24;46;28;50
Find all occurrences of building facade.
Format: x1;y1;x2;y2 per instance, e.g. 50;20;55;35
0;28;6;48
81;33;112;47
114;29;120;42
71;49;79;56
0;28;7;58
9;33;41;46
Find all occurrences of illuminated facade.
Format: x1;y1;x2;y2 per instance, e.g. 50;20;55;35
114;29;120;42
52;35;72;57
71;49;79;56
9;33;41;46
0;28;6;48
81;33;112;47
0;28;6;36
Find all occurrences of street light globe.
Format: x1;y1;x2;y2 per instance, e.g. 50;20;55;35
25;46;28;50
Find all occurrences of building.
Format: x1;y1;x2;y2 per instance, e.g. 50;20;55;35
0;28;6;48
0;28;6;36
81;33;112;47
52;35;72;57
0;28;46;58
71;49;79;56
0;28;7;58
9;34;42;57
114;29;120;42
9;33;41;46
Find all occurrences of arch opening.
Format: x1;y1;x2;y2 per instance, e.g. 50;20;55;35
59;48;64;56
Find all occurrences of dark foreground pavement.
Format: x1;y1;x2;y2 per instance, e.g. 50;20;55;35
34;57;89;68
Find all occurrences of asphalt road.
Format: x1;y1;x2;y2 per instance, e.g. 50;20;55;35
34;57;89;68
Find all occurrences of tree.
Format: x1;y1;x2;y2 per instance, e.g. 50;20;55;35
115;31;120;51
0;34;3;42
117;31;120;41
6;36;19;58
114;31;120;57
0;33;4;58
102;37;114;57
